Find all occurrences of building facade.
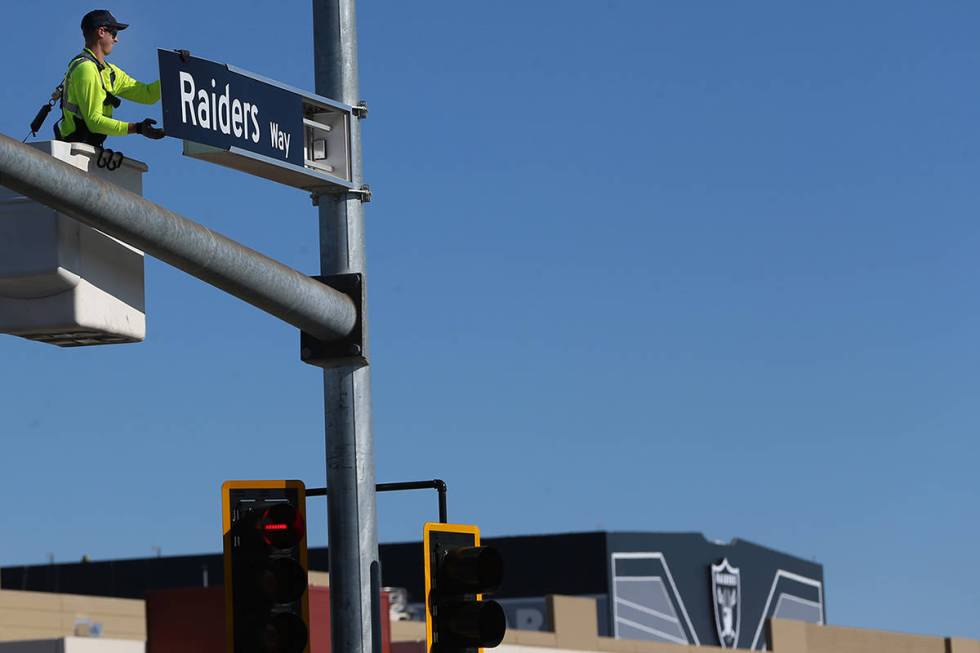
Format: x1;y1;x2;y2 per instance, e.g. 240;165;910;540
380;532;824;651
2;531;823;650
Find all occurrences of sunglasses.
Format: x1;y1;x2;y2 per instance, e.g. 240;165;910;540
101;26;118;37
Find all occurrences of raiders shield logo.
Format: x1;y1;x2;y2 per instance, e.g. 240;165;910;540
711;558;741;648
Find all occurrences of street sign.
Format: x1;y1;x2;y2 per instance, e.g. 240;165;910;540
158;50;353;192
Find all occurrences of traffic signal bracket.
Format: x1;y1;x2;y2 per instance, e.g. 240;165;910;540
307;478;448;523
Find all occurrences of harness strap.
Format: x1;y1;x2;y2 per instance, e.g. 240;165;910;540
61;51;117;117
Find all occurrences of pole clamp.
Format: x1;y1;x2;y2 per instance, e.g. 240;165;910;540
348;184;372;203
309;184;372;206
352;100;369;119
300;273;367;369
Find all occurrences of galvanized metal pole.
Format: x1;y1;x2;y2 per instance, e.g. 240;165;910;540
312;3;381;653
0;133;357;342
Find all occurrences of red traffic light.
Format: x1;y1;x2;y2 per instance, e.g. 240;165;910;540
258;503;306;549
223;481;310;653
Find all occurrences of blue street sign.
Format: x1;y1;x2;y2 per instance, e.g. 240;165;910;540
157;50;354;192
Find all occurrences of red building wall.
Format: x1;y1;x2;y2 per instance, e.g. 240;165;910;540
146;586;391;653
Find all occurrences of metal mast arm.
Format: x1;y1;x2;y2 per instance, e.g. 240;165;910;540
0;133;357;342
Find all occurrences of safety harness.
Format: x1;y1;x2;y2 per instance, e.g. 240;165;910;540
51;50;122;147
23;51;127;169
60;50;120;117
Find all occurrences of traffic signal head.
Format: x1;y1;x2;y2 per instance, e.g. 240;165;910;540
223;480;310;653
424;522;506;653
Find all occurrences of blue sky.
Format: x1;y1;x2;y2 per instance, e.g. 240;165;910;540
0;0;978;641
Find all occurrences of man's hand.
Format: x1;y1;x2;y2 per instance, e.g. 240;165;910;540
134;118;166;140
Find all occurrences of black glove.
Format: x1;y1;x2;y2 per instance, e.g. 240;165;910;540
135;118;166;140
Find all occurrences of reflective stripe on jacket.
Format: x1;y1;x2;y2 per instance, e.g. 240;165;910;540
60;48;161;138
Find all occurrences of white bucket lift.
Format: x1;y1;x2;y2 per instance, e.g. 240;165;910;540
0;141;147;346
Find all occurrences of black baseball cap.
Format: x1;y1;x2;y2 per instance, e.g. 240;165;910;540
81;9;129;33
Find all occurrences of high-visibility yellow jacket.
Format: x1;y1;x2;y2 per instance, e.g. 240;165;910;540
60;48;161;138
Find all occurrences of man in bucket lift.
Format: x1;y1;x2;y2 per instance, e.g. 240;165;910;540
55;10;165;146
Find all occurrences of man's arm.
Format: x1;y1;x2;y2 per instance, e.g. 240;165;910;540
111;65;162;105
